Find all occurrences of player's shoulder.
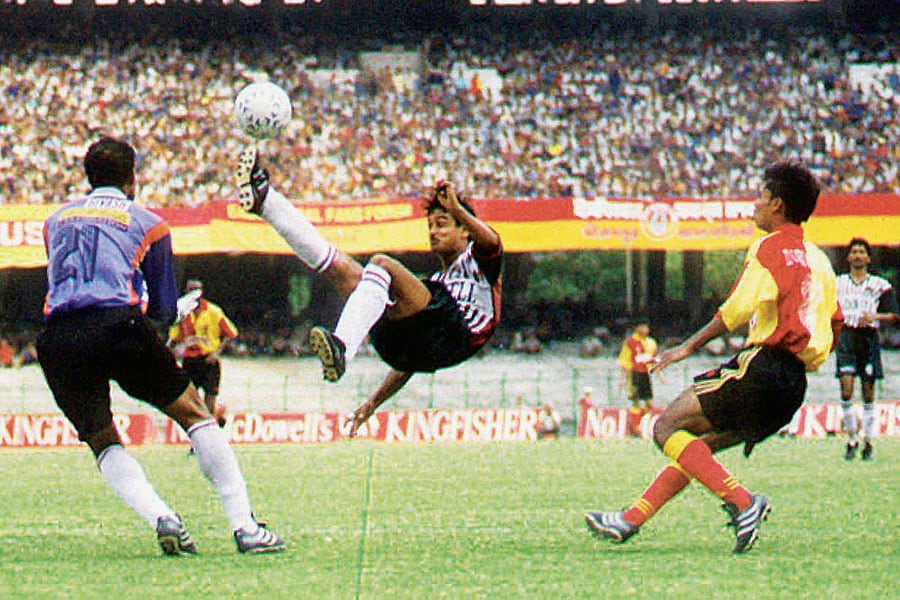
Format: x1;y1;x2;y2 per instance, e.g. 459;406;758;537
869;274;893;291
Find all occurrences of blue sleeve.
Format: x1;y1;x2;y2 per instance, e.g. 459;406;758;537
141;233;178;325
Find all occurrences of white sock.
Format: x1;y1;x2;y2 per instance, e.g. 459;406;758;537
841;401;858;443
861;402;875;441
260;187;337;272
97;444;175;529
188;419;257;533
334;263;392;362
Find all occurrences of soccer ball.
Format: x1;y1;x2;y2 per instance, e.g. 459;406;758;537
233;81;292;139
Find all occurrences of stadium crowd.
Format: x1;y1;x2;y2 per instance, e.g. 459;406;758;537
1;19;899;207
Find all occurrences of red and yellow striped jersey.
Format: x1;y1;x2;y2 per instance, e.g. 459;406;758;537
168;299;238;358
717;224;842;372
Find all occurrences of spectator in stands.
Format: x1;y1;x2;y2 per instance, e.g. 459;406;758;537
2;22;900;207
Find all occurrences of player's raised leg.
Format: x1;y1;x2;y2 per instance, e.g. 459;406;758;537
235;146;338;272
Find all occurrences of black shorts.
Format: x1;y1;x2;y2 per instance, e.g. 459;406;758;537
693;345;807;446
627;371;653;401
370;280;477;373
835;327;883;381
182;356;221;395
36;306;190;440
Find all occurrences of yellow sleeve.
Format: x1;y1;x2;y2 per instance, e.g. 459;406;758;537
617;340;633;369
718;244;778;331
167;323;181;341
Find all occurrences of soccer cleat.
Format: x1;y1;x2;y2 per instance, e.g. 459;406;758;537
723;493;770;554
235;145;270;214
861;442;873;461
309;326;347;382
234;523;286;554
584;511;639;543
156;514;197;556
844;442;859;461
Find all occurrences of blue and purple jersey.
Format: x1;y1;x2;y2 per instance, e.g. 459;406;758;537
42;187;178;324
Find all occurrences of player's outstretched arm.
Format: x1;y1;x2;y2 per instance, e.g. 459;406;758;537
346;369;413;437
654;314;728;372
434;181;500;255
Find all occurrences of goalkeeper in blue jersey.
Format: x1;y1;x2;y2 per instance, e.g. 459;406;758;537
36;137;283;555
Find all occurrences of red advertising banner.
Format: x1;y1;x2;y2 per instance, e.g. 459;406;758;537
577;401;900;440
163;407;545;444
0;413;156;448
3;194;899;269
3;402;897;447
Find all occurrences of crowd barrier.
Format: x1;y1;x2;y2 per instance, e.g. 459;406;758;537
3;401;899;448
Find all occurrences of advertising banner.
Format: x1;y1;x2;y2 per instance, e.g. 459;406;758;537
163;407;546;444
577;401;900;440
3;194;899;269
0;413;156;448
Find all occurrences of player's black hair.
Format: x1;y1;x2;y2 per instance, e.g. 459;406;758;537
846;237;871;256
424;184;476;223
762;160;820;224
84;137;136;190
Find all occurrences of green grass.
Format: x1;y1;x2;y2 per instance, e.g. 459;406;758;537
0;438;897;599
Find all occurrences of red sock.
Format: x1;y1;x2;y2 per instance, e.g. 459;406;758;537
623;465;691;527
627;408;643;437
677;438;751;511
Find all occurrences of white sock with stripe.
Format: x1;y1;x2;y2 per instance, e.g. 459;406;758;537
861;402;875;442
188;419;257;533
841;401;858;443
334;262;392;362
259;187;337;272
98;444;175;528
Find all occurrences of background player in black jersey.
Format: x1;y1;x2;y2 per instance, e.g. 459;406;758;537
835;238;899;460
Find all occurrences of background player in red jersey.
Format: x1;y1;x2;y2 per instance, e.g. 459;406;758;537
235;146;503;437
168;278;238;428
834;237;899;460
585;160;842;553
617;319;664;437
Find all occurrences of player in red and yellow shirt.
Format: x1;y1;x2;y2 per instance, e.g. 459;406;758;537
587;160;842;554
618;320;664;437
168;279;238;427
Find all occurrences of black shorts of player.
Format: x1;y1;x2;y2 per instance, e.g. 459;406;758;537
36;306;190;441
182;356;221;395
693;345;806;449
835;327;883;381
628;371;653;401
370;279;477;373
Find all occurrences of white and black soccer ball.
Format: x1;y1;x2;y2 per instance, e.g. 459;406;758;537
234;81;292;139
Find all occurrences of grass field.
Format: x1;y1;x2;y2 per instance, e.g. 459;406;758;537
0;438;896;599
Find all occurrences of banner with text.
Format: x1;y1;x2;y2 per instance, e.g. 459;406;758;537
163;407;545;444
0;413;156;448
577;401;900;440
3;194;899;269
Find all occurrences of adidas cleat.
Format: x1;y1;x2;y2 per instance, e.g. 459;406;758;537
585;511;639;544
234;524;285;554
156;514;197;556
723;493;770;554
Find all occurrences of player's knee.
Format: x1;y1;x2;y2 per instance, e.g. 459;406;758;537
369;253;399;270
652;417;672;449
164;385;212;429
84;423;124;458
